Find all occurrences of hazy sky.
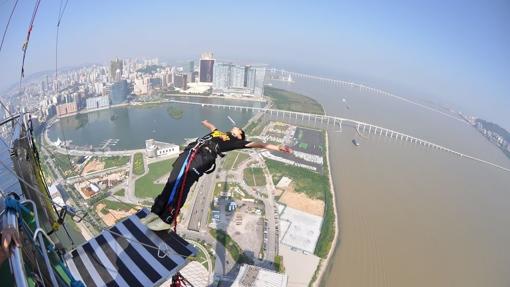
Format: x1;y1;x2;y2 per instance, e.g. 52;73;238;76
1;0;509;129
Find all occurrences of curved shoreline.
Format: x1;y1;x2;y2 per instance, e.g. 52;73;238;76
312;131;340;287
43;95;341;285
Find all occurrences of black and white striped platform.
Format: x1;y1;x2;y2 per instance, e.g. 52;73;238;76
65;209;196;287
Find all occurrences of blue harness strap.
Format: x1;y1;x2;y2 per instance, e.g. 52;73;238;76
58;262;85;287
167;149;192;205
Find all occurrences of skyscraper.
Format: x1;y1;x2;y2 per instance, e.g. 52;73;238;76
244;66;256;90
110;58;123;82
230;65;245;88
213;62;231;90
251;66;266;97
110;80;129;105
199;52;215;83
174;74;188;90
188;61;195;73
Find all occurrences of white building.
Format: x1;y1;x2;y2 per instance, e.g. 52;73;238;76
253;66;266;97
232;265;288;287
145;139;179;158
212;62;266;97
134;77;149;95
213;62;231;90
231;65;245;88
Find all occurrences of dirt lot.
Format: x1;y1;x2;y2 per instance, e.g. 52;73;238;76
83;159;105;175
225;204;264;258
279;185;324;217
95;203;137;226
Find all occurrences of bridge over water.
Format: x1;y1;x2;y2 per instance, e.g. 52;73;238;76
169;99;510;173
268;68;465;123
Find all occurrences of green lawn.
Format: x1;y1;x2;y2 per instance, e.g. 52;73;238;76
315;175;335;259
266;155;335;258
274;255;285;273
193;243;209;270
53;153;79;177
244;118;266;136
209;229;253;264
213;181;240;197
99;156;130;169
114;189;125;196
213;182;227;198
222;152;250;171
266;159;327;200
102;199;138;212
243;167;266;186
132;153;145;175
264;86;324;115
135;159;175;198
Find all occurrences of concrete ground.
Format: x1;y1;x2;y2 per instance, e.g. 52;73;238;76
279;244;321;287
226;205;264;258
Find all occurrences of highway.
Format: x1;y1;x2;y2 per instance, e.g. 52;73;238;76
187;170;216;231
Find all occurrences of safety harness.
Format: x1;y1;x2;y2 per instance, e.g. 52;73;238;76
165;134;224;231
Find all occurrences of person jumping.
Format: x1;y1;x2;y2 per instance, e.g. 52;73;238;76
142;119;293;231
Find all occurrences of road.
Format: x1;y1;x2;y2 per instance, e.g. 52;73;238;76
187;239;214;285
231;152;278;263
65;166;128;184
180;229;236;280
39;145;99;239
187;170;216;232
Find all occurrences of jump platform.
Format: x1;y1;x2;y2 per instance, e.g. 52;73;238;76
65;209;196;287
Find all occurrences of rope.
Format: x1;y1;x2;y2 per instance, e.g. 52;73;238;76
55;0;70;96
0;0;18;54
19;0;42;85
0;0;18;117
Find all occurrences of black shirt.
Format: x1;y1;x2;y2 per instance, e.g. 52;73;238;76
208;129;252;153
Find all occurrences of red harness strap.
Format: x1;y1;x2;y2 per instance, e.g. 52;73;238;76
170;272;192;287
173;147;200;231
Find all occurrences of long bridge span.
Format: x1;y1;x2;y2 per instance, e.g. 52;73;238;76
268;68;465;123
169;99;510;173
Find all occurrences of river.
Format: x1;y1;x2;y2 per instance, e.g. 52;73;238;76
272;79;510;287
46;83;510;286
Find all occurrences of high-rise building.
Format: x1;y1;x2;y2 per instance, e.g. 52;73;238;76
253;67;266;97
110;80;129;105
244;66;256;90
86;96;110;110
199;52;215;83
110;58;123;82
188;61;195;73
231;65;245;88
173;74;188;90
191;71;199;83
56;102;78;117
134;77;150;95
211;61;266;97
213;62;231;90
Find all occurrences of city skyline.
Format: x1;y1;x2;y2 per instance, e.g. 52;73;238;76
0;1;509;129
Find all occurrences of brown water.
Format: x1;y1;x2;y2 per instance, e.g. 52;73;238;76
273;80;510;287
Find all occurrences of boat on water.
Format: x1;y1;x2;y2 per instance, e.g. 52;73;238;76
352;139;360;146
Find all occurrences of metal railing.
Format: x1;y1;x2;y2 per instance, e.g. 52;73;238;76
2;206;29;287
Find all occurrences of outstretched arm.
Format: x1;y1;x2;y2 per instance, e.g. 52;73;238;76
246;141;293;154
201;120;216;132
